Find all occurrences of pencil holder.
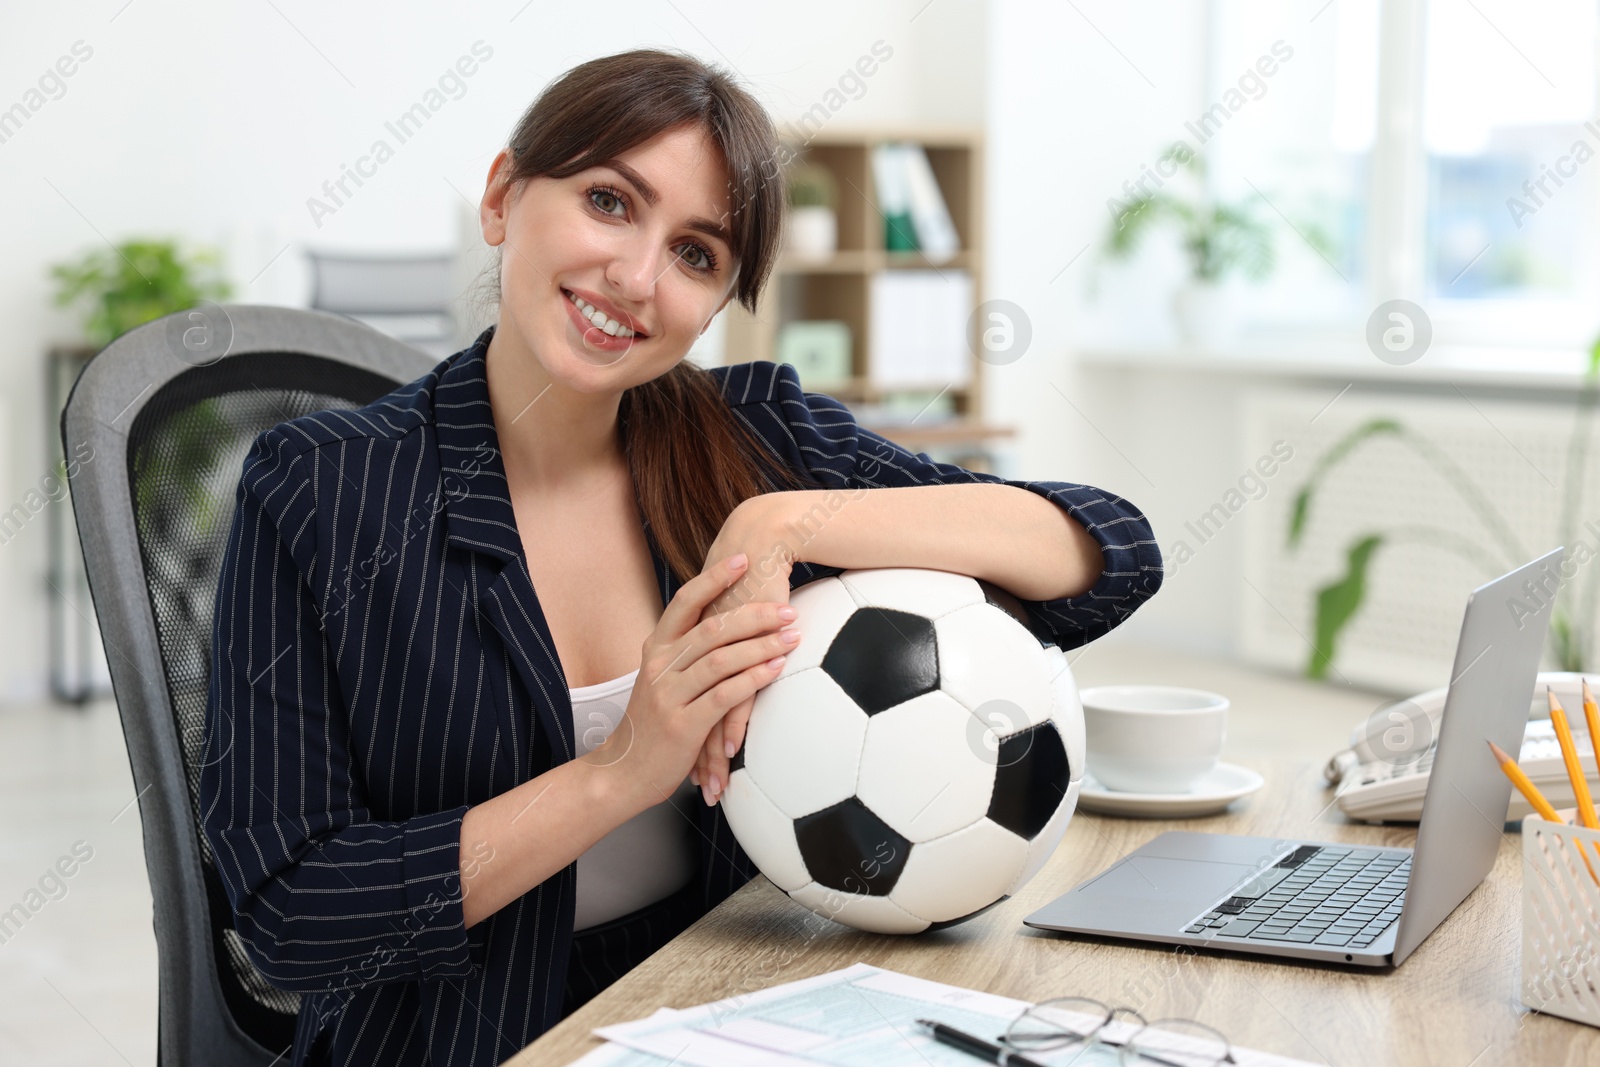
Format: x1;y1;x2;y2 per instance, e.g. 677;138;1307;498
1521;809;1600;1027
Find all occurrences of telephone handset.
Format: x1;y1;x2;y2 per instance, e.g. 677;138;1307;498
1326;671;1600;823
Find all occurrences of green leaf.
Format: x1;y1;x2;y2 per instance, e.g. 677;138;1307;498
1288;487;1312;549
1589;335;1600;380
46;238;233;348
1287;418;1403;552
1307;534;1383;680
1551;610;1581;673
1105;195;1164;256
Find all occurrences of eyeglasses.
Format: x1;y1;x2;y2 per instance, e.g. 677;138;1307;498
996;996;1235;1067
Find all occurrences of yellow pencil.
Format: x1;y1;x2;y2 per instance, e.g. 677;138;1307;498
1548;688;1600;830
1583;678;1600;798
1489;740;1565;823
1491;738;1600;888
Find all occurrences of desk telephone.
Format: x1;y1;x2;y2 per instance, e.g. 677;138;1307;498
1325;671;1600;823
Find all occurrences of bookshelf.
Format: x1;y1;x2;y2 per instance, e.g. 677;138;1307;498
720;126;1013;468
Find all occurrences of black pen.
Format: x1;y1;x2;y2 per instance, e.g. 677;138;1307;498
913;1018;1052;1067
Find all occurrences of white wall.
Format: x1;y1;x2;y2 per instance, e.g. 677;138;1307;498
983;0;1223;656
0;0;986;705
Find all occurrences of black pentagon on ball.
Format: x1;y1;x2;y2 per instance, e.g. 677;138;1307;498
794;797;912;896
821;607;938;714
987;721;1073;840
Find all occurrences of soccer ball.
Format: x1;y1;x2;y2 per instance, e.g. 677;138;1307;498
721;567;1085;933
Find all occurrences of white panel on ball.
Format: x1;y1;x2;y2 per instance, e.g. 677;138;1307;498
721;770;810;892
934;602;1054;726
742;668;867;819
1045;646;1087;780
1008;779;1082;896
835;567;986;619
788;881;930;935
855;690;996;843
778;575;861;677
890;820;1029;924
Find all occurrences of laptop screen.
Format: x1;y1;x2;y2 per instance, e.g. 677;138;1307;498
1393;547;1564;964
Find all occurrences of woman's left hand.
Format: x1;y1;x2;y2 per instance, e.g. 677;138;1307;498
691;495;799;806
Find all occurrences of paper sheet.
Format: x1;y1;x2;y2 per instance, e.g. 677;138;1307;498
568;1009;686;1066
588;963;1321;1067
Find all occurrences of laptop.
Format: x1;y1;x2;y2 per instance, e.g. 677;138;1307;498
1024;547;1564;967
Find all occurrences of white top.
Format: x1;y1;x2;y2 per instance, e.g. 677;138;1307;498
567;667;699;931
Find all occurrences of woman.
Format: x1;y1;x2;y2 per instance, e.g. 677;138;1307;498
201;48;1162;1067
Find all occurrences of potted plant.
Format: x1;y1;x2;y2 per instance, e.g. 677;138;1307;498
1287;345;1600;678
50;237;232;349
1102;144;1287;347
784;163;839;263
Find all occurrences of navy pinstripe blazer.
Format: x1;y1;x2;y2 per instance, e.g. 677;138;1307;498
200;324;1162;1066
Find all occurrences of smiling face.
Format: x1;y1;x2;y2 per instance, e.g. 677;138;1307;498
480;121;739;391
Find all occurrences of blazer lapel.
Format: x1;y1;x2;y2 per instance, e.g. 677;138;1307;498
478;562;575;770
432;330;577;774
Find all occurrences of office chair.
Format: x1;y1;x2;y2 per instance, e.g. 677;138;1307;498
306;248;460;358
61;305;440;1065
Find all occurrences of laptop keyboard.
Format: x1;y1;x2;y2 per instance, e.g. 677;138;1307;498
1181;844;1411;949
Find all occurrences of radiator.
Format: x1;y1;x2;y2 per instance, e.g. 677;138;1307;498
1239;385;1596;694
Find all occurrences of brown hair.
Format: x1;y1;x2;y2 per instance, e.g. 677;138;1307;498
488;48;830;585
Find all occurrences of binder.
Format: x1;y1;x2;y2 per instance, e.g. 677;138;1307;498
868;269;973;390
899;143;960;263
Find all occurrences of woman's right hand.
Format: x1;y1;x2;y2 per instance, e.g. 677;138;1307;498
584;552;800;812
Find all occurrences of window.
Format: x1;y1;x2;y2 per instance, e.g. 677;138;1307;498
1207;0;1379;331
1420;0;1598;343
1215;0;1600;348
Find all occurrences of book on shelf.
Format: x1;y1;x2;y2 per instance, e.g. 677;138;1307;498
899;143;960;263
870;141;918;253
868;269;973;391
869;142;959;262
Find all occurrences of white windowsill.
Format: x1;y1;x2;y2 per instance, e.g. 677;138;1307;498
1075;341;1594;392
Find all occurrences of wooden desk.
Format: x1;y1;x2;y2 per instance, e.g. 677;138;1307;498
506;641;1600;1066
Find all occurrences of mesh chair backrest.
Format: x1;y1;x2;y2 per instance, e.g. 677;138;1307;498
127;350;403;1049
126;352;398;1048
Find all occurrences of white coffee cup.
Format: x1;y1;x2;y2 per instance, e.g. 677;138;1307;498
1079;685;1229;794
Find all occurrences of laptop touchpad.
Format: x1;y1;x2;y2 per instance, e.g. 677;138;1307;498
1084;856;1257;901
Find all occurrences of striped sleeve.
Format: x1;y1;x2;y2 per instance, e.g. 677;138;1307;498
199;426;481;994
739;362;1163;650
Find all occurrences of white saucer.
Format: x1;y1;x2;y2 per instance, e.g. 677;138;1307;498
1077;762;1265;819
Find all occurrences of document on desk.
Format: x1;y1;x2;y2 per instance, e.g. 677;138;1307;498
578;962;1319;1067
